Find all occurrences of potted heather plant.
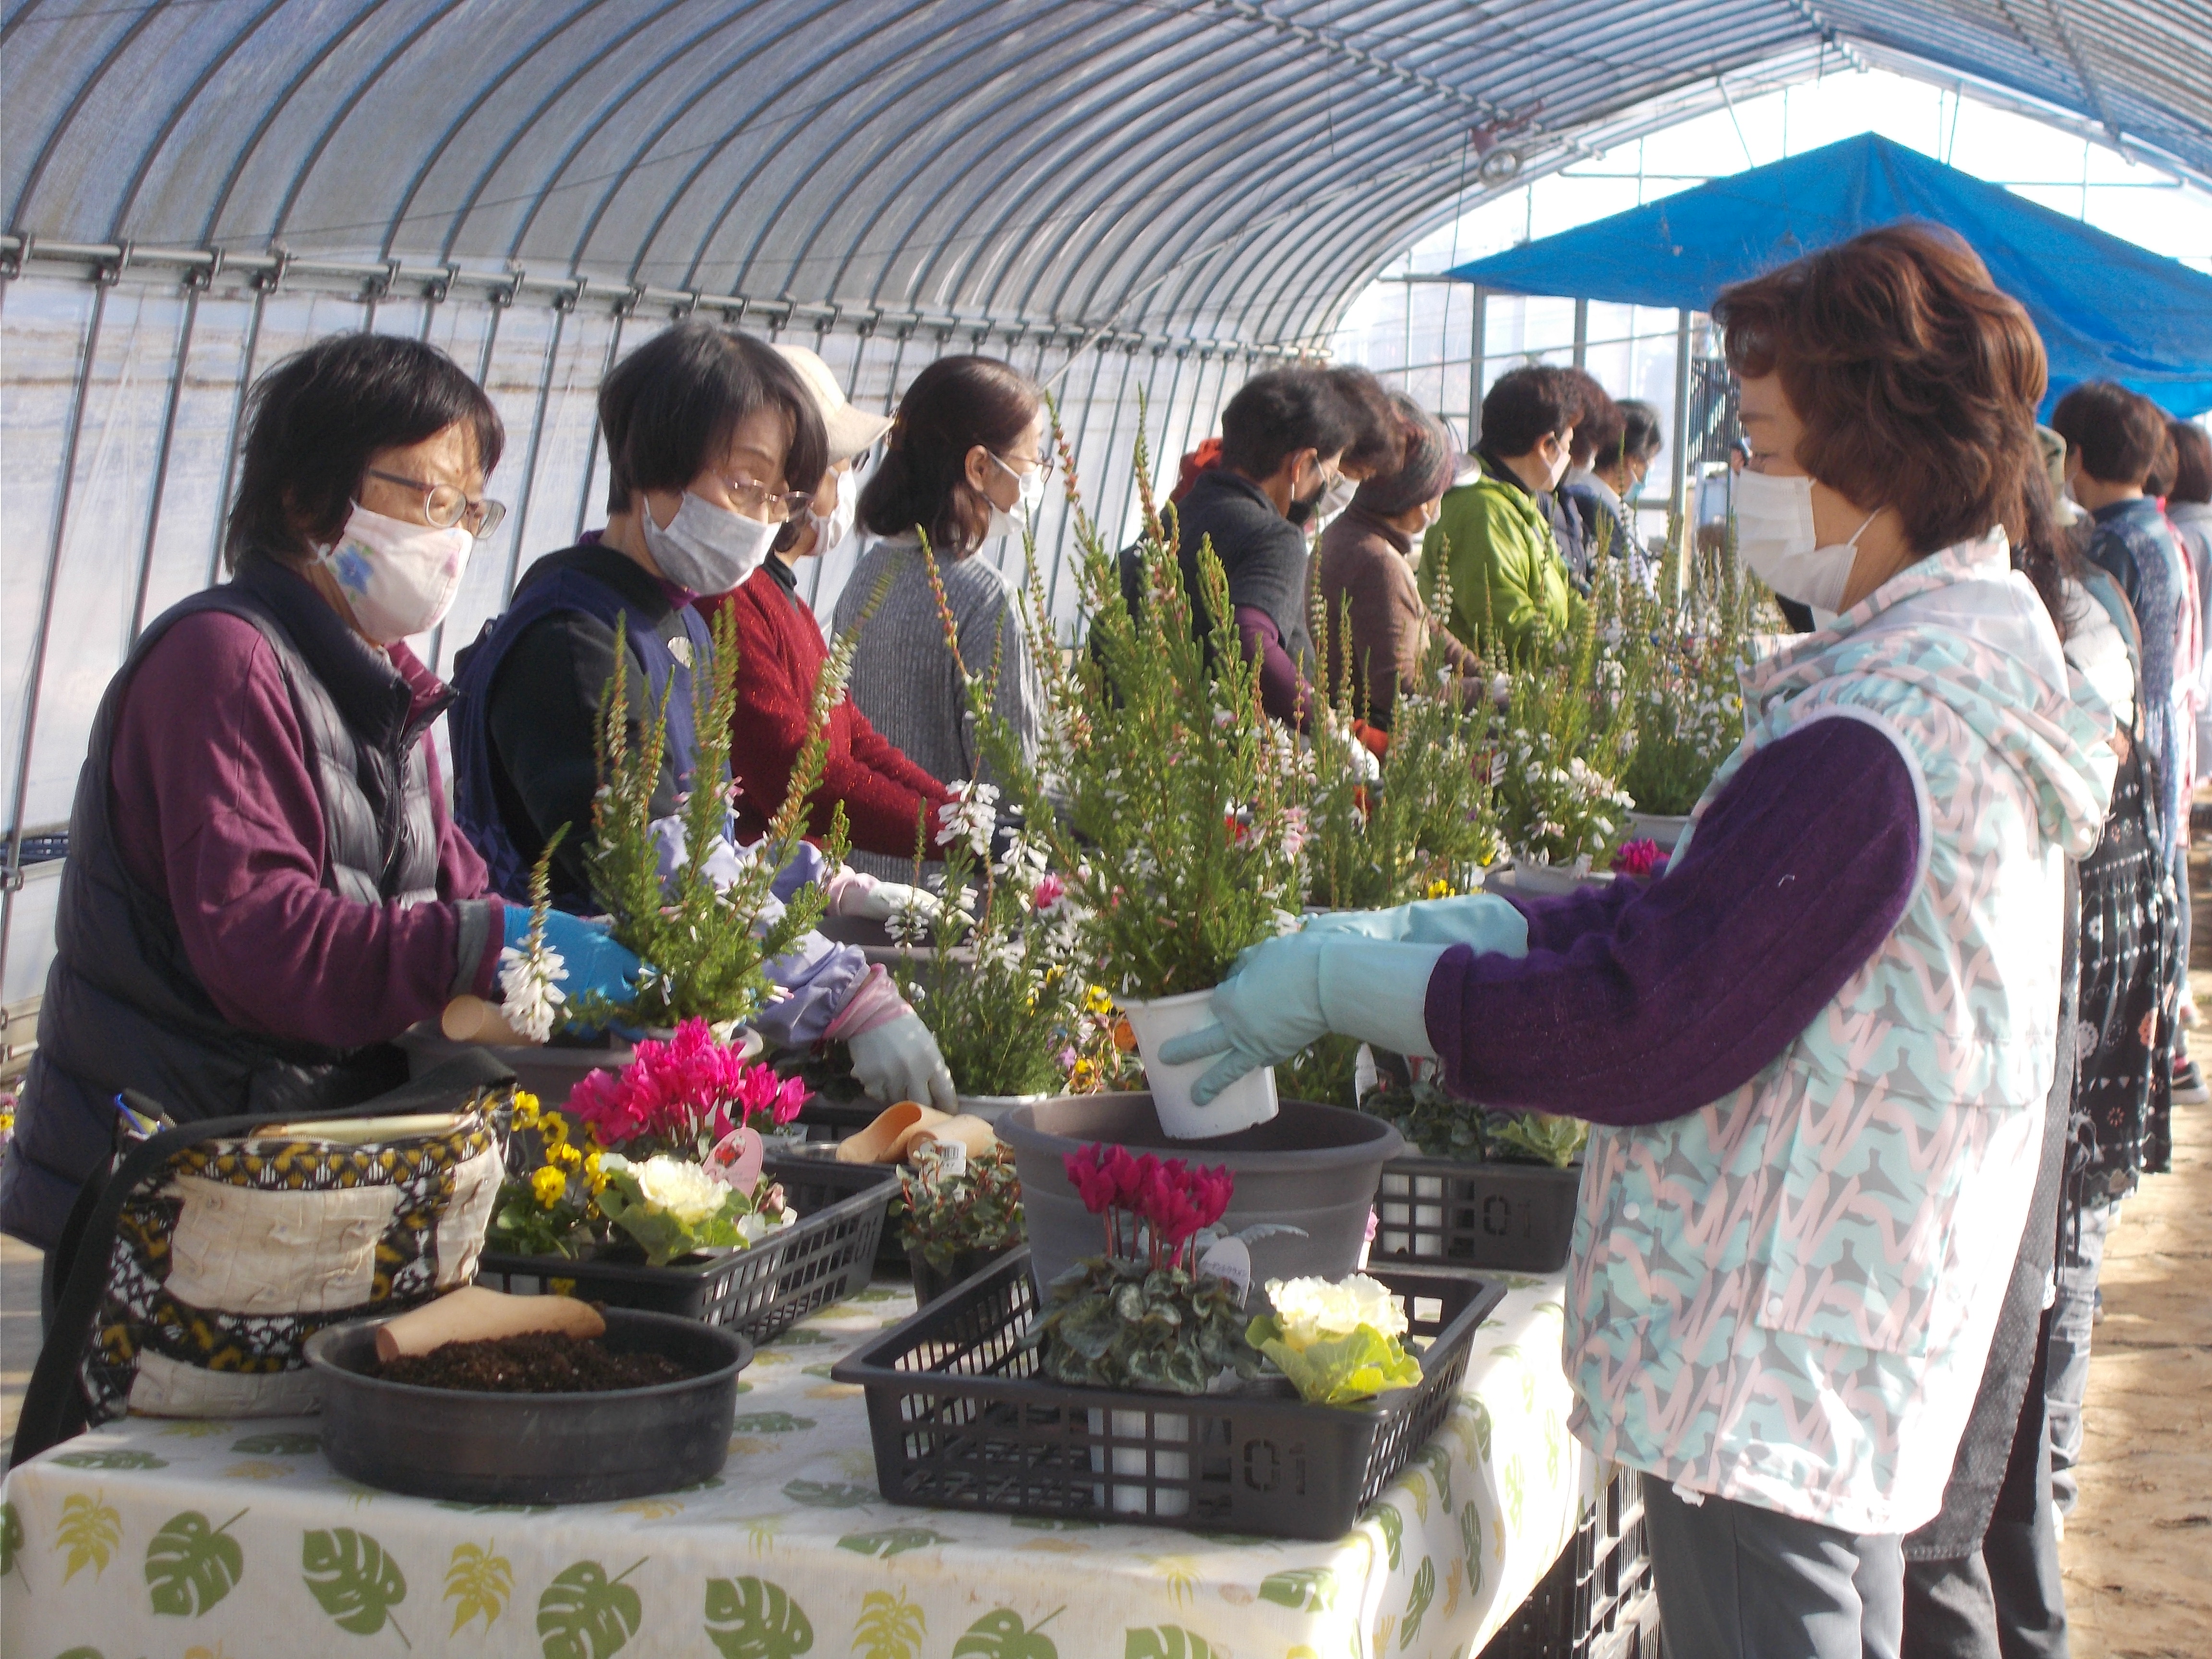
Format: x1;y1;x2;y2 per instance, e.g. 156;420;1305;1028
886;780;1088;1112
895;1137;1025;1305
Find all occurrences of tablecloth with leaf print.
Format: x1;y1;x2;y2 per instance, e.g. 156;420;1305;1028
0;1272;1596;1659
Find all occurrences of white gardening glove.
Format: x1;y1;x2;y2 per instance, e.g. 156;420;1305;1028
829;872;940;924
847;1007;958;1112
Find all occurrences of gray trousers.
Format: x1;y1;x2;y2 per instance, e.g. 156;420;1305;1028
1645;1478;1905;1659
2045;1199;2117;1515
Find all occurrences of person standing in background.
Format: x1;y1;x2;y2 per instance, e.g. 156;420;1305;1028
1553;368;1620;588
1564;397;1666;591
708;344;954;877
835;355;1046;877
2170;421;2212;789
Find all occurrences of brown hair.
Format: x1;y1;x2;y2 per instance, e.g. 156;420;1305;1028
857;355;1039;559
2171;419;2212;506
2047;381;2167;488
1713;222;2047;556
599;322;825;515
1326;365;1405;476
1561;368;1619;467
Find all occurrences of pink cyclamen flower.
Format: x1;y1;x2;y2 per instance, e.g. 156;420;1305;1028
1611;837;1663;878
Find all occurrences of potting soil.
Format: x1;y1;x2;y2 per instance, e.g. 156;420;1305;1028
375;1332;696;1393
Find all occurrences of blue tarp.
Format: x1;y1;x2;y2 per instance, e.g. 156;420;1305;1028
1448;134;2212;417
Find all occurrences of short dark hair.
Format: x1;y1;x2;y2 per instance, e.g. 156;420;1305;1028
856;355;1040;559
224;333;503;569
2048;381;2167;488
1217;367;1359;479
1561;369;1617;467
1617;400;1664;464
1326;365;1404;476
1716;223;2048;556
1479;365;1577;458
2170;419;2212;506
600;322;827;516
2145;424;2178;498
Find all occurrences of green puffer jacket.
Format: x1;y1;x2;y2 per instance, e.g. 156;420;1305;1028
1419;462;1578;662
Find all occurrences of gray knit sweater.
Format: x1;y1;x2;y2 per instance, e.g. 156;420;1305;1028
831;533;1041;877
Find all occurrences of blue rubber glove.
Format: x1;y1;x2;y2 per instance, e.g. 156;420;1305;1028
500;905;644;1006
1154;934;1449;1107
1299;892;1529;954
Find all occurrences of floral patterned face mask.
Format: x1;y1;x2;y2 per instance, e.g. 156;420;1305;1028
317;502;473;643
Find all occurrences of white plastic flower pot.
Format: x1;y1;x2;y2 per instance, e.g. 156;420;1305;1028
954;1093;1051;1125
1088;1406;1191;1518
1495;860;1613;898
1118;989;1279;1139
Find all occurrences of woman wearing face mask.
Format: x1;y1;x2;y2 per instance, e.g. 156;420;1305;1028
1422;364;1583;663
1562;399;1665;593
448;323;955;1111
832;355;1046;878
0;335;623;1249
1156;225;2116;1659
1315;395;1488;731
709;345;953;880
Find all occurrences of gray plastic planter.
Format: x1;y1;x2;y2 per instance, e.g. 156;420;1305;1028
999;1094;1405;1292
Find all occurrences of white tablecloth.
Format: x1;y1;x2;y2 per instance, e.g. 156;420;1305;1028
1;1272;1594;1657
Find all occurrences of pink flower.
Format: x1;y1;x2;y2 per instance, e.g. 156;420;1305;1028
565;1019;804;1150
1032;873;1067;911
1611;838;1664;878
1280;805;1310;861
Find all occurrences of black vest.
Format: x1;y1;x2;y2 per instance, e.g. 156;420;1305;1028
0;558;445;1248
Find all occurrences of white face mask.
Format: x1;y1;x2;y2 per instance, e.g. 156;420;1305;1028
1732;468;1879;612
987;452;1047;542
318;503;472;645
1316;474;1358;522
641;489;777;595
806;469;855;557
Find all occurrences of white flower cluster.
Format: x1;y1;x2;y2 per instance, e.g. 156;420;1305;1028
1263;1273;1409;1349
600;1153;728;1227
496;939;567;1043
935;780;1000;858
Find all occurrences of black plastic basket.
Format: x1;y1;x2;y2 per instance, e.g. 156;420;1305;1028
1371;1156;1583;1273
475;1155;896;1344
832;1250;1505;1539
1477;1467;1662;1659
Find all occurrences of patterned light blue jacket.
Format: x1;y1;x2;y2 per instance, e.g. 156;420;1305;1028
1564;531;2117;1534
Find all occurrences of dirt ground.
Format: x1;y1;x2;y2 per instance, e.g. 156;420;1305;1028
2058;832;2212;1657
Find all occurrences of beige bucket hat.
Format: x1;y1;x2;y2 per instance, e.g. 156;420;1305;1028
775;343;894;466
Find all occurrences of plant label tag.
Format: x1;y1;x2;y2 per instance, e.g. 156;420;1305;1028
930;1138;967;1181
1197;1235;1251;1306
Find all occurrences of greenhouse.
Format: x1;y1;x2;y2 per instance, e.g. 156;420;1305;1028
3;2;2211;1655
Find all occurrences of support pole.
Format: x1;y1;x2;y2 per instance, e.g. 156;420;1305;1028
1465;285;1486;448
1572;298;1588;370
1669;309;1694;603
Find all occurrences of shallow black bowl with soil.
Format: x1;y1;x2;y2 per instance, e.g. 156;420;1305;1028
374;1331;696;1393
308;1308;750;1504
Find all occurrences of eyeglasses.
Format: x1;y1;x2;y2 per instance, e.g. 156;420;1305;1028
363;469;508;537
722;473;818;523
991;448;1058;482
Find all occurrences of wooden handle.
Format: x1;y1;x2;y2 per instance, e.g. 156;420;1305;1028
441;995;538;1047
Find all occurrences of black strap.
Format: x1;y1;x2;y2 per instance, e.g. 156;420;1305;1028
10;1050;515;1467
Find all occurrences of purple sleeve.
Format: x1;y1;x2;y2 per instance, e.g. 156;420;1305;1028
1424;716;1922;1125
1234;605;1312;730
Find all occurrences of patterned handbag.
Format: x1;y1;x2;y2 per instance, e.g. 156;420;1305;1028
12;1052;514;1461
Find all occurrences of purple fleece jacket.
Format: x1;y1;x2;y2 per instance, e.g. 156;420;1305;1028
1424;716;1923;1124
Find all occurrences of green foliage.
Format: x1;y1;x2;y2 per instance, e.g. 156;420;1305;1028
1303;561;1501;913
55;1492;120;1584
1028;1256;1262;1395
443;1540;513;1636
1483;1110;1588;1168
953;1607;1061;1659
580;604;849;1029
1256;1567;1337;1612
1612;522;1757;816
591;1156;785;1267
1279;1032;1366;1109
835;1526;956;1558
537;1558;645;1659
1246;1314;1421;1407
894;1141;1024;1270
851;1589;926;1659
1493;572;1638;869
964;400;1308;1000
301;1526;409;1641
1125;1628;1222;1659
144;1508;245;1616
1358;1073;1586;1166
703;1575;815;1659
1401;1557;1437;1649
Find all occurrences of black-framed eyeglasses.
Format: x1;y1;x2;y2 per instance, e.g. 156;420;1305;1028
364;468;508;537
722;473;818;523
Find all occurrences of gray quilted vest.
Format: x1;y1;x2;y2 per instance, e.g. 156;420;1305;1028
0;556;447;1247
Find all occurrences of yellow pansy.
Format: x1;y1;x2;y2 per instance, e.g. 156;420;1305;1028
531;1166;567;1208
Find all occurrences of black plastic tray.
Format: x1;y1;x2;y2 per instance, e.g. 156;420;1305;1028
476;1155;895;1343
833;1249;1504;1539
1371;1155;1583;1273
1477;1466;1660;1659
307;1308;750;1504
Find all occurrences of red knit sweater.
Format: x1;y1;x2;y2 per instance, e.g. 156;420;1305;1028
705;561;953;858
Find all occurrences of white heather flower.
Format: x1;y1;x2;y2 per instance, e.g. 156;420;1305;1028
1263;1274;1409;1349
885;893;936;946
995;832;1048;887
935;780;1000;857
1280;805;1310;861
496;940;567;1043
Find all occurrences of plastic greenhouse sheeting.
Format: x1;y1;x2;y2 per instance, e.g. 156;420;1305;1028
1447;135;2212;417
